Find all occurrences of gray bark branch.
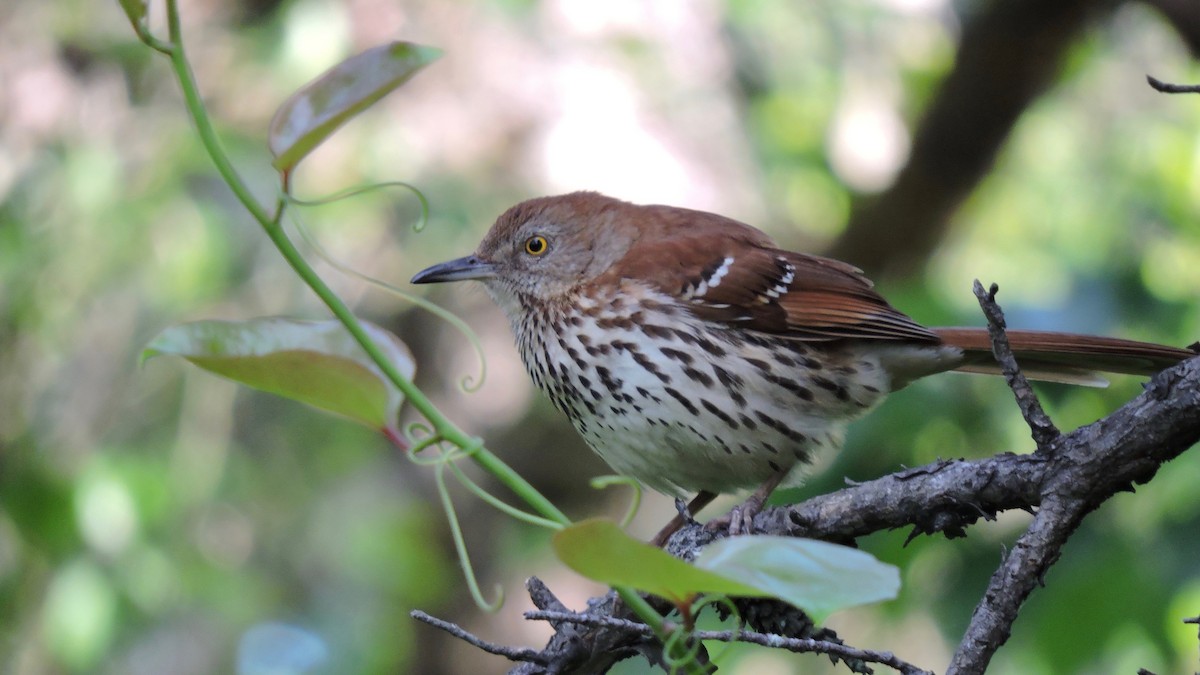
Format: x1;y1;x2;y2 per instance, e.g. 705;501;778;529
421;286;1200;673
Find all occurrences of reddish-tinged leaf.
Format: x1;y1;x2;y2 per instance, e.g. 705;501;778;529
268;42;441;172
142;318;414;430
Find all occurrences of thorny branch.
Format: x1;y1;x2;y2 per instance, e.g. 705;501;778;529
420;287;1200;673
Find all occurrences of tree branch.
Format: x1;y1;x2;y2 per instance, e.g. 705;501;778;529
416;292;1200;672
971;281;1061;449
1147;75;1200;94
507;577;656;675
410;610;549;665
523;610;932;675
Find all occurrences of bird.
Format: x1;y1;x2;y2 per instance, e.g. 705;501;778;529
411;191;1193;542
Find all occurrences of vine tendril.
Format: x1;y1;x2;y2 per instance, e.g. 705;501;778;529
286;181;429;231
690;594;742;664
661;622;706;674
434;452;503;612
404;420;434;444
589;475;643;528
445;459;564;530
406;435;449;463
283;186;488;392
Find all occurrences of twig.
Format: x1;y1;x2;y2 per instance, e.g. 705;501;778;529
526;576;571;625
695;629;929;675
525;609;932;674
1186;615;1200;674
1147;75;1200;94
526;609;654;634
410;610;547;664
509;581;655;675
972;281;1060;450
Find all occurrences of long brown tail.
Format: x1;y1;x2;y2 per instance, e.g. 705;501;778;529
933;327;1195;386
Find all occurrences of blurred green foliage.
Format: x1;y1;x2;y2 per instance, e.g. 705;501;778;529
1;0;1198;673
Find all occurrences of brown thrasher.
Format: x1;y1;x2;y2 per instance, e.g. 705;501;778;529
412;192;1191;540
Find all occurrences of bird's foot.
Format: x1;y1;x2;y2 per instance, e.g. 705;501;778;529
704;470;787;538
650;491;717;547
706;492;767;538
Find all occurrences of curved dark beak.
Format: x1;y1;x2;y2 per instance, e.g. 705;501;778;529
411;255;497;284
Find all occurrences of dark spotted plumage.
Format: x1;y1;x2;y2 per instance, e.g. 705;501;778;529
412;191;1193;500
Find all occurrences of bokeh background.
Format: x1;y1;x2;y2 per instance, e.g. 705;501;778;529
3;0;1200;673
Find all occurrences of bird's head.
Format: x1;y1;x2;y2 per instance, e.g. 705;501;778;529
411;192;639;312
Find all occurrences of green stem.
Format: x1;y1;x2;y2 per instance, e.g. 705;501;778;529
445;456;565;530
157;0;569;527
139;13;715;666
616;587;712;674
164;2;271;228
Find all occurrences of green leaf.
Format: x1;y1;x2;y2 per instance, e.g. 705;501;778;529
118;0;147;30
694;536;900;620
142;318;415;430
552;520;763;604
268;42;441;172
554;522;900;620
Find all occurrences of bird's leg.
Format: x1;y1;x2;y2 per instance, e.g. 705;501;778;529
709;469;788;538
673;497;695;523
650;491;717;547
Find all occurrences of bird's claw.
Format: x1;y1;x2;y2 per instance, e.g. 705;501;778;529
706;499;761;538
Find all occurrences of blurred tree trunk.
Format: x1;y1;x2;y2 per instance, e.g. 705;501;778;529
831;0;1112;278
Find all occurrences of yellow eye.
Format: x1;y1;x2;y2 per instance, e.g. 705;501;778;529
524;235;549;256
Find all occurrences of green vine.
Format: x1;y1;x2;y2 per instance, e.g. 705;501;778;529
131;0;567;529
283;186;489;394
122;0;690;655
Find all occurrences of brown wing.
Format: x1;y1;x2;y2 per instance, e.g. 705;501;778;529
612;205;938;343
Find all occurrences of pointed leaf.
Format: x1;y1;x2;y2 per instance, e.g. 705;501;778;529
268;42;441;172
142;318;414;430
119;0;147;29
552;520;763;604
694;536;900;620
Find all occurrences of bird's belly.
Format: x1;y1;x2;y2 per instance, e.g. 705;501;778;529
519;313;893;496
576;387;845;497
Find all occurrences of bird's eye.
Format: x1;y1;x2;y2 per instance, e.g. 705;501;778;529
524;235;549;256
